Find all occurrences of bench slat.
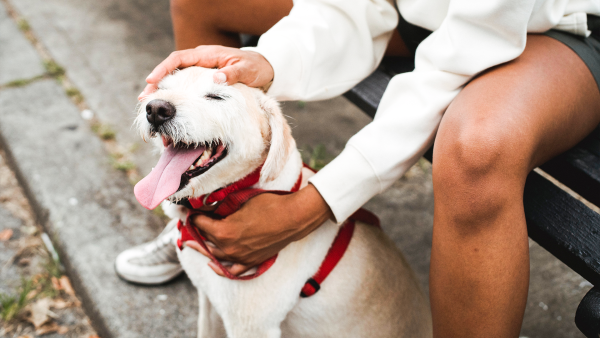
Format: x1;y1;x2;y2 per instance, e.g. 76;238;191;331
541;144;600;207
524;171;600;285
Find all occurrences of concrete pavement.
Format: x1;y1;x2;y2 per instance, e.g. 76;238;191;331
0;0;593;336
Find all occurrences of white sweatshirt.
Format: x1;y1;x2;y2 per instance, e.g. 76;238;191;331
242;0;600;223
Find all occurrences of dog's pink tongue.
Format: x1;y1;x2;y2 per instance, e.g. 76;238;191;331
134;144;205;210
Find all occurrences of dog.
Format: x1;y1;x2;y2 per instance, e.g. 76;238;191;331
134;67;432;338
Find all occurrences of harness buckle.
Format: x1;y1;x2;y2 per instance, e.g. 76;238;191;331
300;278;321;298
197;190;221;211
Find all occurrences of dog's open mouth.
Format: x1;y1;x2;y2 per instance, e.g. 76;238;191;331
176;139;228;191
133;135;228;210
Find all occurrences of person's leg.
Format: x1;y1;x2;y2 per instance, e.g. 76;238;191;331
430;34;600;337
169;0;411;55
170;0;293;50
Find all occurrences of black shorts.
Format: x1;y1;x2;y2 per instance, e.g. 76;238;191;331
397;12;600;90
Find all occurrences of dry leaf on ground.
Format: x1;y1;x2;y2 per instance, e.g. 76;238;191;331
35;322;68;335
26;298;52;329
17;257;31;266
15;237;42;257
0;228;13;241
51;276;61;291
51;298;72;309
59;276;76;297
26;289;38;300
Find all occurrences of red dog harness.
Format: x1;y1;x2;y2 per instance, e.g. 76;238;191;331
176;164;380;298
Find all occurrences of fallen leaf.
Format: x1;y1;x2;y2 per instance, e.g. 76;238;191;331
26;289;38;300
87;335;101;338
17;257;31;266
59;276;75;297
16;335;32;338
57;325;69;334
32;273;44;284
51;276;61;291
0;228;13;241
50;298;71;309
15;237;42;257
35;322;61;335
3;324;15;334
26;298;52;329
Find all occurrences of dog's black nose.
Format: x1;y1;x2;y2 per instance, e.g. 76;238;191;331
146;99;176;127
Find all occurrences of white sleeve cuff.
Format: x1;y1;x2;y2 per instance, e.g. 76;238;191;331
308;145;381;224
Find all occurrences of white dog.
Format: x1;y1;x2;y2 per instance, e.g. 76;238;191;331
134;67;432;338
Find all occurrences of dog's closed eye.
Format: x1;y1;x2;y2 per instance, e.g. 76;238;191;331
205;94;225;101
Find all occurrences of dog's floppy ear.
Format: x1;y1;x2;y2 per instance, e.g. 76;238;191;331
257;94;293;182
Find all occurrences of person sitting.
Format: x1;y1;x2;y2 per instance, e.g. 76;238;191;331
116;0;600;336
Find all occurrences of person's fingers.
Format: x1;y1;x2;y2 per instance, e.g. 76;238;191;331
146;50;212;84
139;83;158;100
203;242;229;261
192;214;219;234
191;215;235;260
214;65;241;86
183;240;210;257
192;214;224;241
207;261;226;277
213;71;228;84
227;263;253;276
146;47;232;85
215;55;273;87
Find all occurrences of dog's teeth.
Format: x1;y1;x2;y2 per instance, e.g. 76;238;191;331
196;148;212;166
189;165;195;170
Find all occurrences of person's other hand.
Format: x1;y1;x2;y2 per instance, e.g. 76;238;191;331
183;184;333;277
139;46;274;100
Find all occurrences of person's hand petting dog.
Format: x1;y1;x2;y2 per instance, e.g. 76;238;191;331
141;46;333;277
139;46;274;100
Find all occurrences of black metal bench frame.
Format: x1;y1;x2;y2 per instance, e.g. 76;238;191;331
242;34;600;336
345;56;600;337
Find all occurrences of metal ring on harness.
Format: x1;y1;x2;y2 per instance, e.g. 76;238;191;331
202;191;220;207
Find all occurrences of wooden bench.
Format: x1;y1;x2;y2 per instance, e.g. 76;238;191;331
345;56;600;338
242;35;600;336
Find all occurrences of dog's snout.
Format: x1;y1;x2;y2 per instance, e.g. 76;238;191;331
146;99;176;127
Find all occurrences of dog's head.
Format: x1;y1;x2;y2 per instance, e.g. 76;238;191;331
134;67;294;210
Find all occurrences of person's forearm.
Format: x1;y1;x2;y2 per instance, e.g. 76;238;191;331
289;184;334;241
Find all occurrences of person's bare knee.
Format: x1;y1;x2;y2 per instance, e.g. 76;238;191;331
432;106;531;231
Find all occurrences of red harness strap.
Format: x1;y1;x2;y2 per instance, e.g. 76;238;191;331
176;164;380;297
299;208;380;297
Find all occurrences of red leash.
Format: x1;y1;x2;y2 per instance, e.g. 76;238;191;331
176;164;380;297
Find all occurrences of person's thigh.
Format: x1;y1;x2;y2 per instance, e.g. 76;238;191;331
171;0;293;49
170;0;411;55
435;34;600;179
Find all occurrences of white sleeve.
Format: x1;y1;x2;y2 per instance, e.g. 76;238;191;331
310;0;538;223
248;0;538;223
241;0;399;101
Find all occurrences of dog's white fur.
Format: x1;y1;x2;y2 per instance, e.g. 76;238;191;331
136;67;432;338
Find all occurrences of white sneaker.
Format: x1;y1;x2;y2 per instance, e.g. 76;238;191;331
115;219;182;284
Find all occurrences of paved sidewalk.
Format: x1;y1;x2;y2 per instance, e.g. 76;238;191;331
0;148;99;338
0;0;593;337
